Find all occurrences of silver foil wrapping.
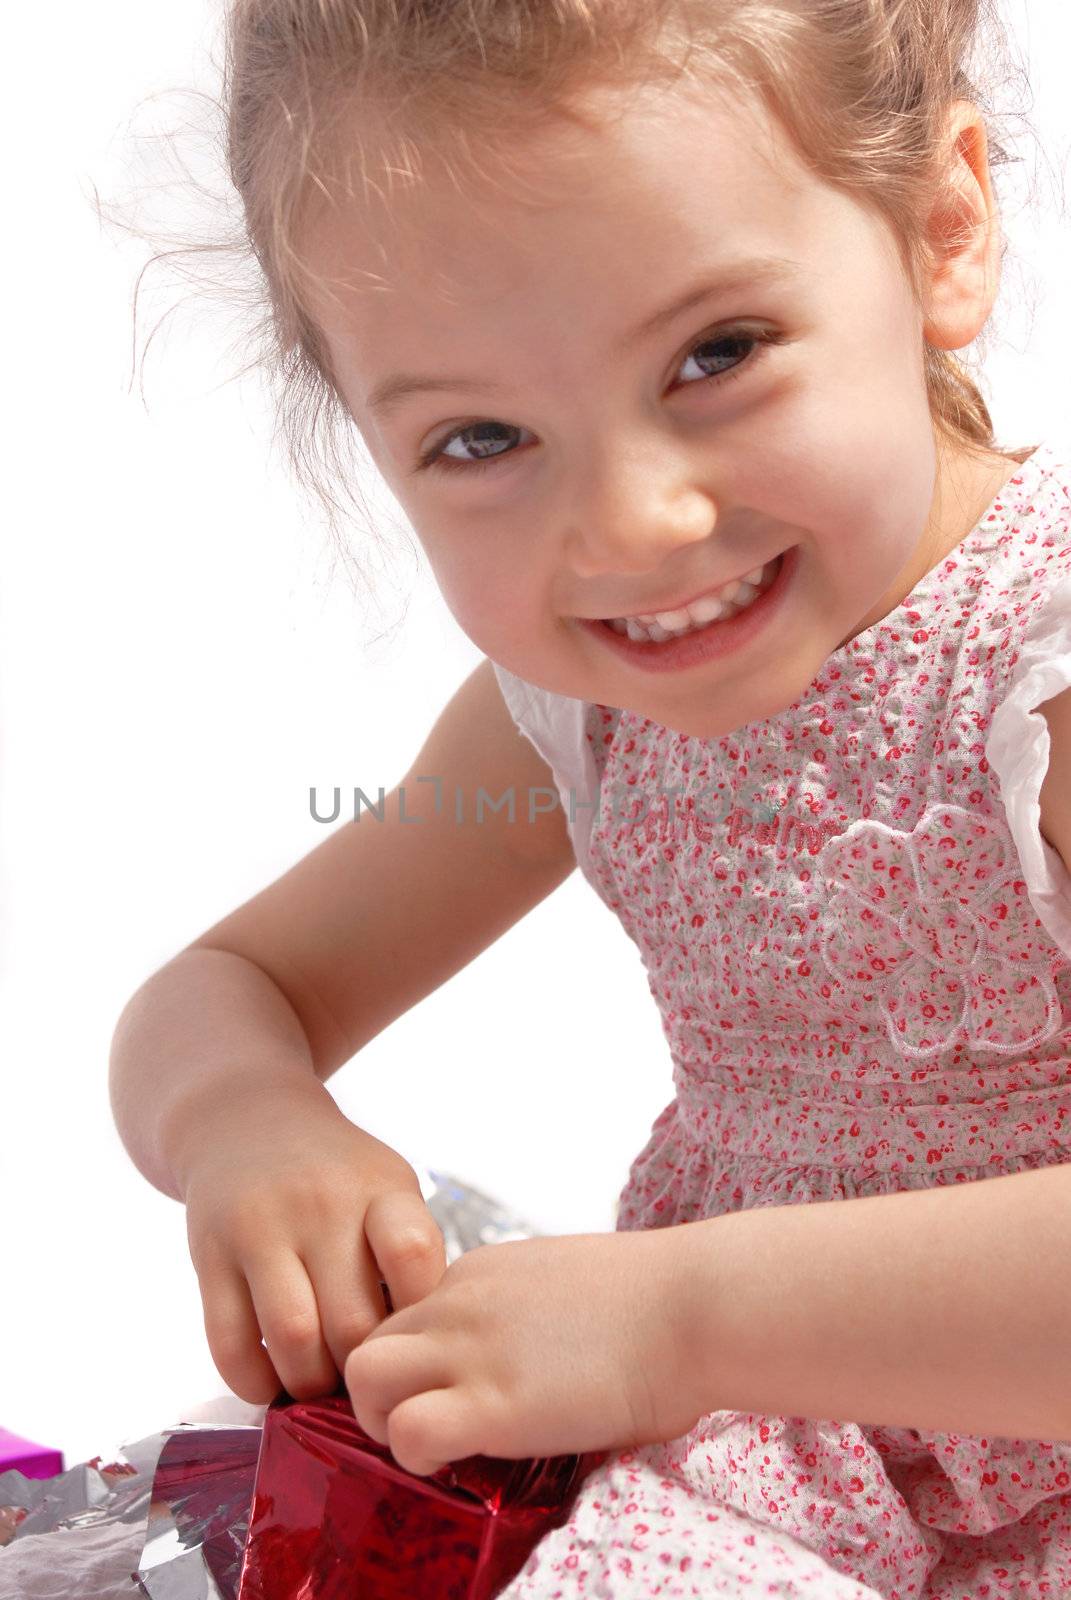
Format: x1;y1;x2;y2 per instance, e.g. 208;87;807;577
0;1167;544;1599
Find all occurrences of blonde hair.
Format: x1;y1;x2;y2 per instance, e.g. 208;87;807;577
117;0;1036;575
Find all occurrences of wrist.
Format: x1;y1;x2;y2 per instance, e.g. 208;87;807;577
164;1068;334;1199
672;1213;739;1422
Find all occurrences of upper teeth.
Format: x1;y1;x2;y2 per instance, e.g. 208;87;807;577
607;564;772;641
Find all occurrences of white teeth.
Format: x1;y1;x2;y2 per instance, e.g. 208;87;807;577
686;593;730;626
604;554;782;643
650;605;692;631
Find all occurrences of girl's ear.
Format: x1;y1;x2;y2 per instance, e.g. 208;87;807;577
920;100;1003;354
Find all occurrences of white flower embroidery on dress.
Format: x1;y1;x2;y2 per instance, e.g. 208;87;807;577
802;804;1065;1059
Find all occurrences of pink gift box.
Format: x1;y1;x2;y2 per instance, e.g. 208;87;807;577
0;1427;65;1480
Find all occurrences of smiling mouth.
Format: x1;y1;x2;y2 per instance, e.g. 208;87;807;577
593;554;783;644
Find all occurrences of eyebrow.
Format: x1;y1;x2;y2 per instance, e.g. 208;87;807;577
364;255;799;420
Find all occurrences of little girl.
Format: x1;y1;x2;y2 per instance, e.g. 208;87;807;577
109;0;1071;1594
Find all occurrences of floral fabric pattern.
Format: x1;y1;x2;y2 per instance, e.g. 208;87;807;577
800;804;1067;1059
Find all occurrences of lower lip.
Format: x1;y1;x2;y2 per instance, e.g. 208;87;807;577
577;545;798;674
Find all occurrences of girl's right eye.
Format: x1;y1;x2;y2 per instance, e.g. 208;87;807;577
417;418;528;477
411;327;777;478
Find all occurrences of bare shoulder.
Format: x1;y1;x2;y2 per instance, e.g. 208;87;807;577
1037;685;1071;868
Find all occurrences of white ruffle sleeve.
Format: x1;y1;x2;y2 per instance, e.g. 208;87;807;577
986;571;1071;957
490;661;602;890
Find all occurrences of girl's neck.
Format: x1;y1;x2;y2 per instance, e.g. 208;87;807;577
835;441;1035;652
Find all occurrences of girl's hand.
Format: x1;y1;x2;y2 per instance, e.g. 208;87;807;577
343;1228;707;1478
181;1083;448;1405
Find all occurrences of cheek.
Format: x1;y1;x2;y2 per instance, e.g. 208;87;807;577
757;390;935;528
821;447;939;598
421;541;537;646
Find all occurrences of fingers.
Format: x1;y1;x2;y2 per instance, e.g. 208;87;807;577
343;1335;453;1457
195;1258;284;1406
244;1251;342;1400
386;1388;480;1479
363;1190;448;1313
302;1231;391;1377
342;1366;486;1481
191;1186;447;1408
304;1188;446;1376
199;1247;341;1402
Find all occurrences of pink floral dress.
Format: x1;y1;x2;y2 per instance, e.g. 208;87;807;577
491;440;1071;1598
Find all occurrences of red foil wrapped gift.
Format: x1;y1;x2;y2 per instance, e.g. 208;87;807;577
236;1389;608;1600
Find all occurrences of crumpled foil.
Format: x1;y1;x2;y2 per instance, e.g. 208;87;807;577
0;1167;550;1600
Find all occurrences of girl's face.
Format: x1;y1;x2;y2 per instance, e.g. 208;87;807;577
306;75;1012;738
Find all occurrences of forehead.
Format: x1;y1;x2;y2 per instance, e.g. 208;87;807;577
298;76;877;411
304;77;805;289
302;78;800;281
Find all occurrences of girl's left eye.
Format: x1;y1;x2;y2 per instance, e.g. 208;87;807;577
413;327;782;477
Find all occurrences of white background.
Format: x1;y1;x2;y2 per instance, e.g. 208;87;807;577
2;1;1068;1470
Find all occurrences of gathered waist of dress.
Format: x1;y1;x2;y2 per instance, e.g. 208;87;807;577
672;1065;1071;1173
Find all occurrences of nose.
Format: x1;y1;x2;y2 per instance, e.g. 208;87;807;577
565;457;720;580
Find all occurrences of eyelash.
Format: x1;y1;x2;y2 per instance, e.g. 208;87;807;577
413;326;783;477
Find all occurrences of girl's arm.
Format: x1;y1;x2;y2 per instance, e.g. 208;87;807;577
109;657;576;1201
111;659;578;1404
679;1161;1071;1442
1038;683;1071;867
